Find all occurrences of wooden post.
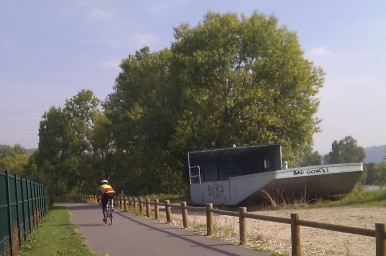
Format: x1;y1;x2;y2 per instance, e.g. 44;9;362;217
181;202;188;229
119;196;122;209
291;213;301;256
154;199;159;220
206;203;213;236
134;197;138;214
139;198;143;214
165;200;172;223
146;199;150;217
124;196;127;211
376;223;386;256
239;207;247;245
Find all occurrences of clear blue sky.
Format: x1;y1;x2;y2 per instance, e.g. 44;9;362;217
1;1;385;154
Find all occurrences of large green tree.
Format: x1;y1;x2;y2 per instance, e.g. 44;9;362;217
63;89;102;193
104;47;182;194
169;12;324;159
325;136;366;164
35;106;71;196
104;12;324;195
35;90;103;195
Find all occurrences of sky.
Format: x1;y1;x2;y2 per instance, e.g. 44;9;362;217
1;1;385;154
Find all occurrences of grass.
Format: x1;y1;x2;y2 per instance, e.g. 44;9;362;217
257;186;386;210
132;193;187;203
328;188;386;207
19;205;104;256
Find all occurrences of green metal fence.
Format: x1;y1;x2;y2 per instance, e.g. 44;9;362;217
0;170;46;256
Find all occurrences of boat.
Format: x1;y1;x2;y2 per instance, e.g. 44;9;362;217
187;144;363;205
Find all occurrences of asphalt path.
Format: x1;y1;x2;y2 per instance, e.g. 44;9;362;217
62;202;270;256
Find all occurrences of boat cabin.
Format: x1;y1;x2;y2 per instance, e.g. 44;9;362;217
188;144;283;184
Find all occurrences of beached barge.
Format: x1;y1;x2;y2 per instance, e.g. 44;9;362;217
188;144;363;205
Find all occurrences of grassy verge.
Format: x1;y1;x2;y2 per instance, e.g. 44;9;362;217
131;193;187;203
19;205;104;256
328;188;386;206
255;186;386;210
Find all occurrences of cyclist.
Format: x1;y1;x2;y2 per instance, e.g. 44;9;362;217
97;179;116;223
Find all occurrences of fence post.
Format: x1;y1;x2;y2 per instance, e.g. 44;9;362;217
139;198;143;214
376;223;386;256
291;213;301;256
146;199;150;217
206;203;213;236
134;197;138;213
154;199;159;220
181;202;188;229
5;171;14;256
14;174;21;250
165;200;172;223
20;177;27;242
239;207;247;245
123;196;127;211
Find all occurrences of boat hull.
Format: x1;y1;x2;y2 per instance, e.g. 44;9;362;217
189;163;363;205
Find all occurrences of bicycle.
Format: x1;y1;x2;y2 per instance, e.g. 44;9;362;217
104;199;113;225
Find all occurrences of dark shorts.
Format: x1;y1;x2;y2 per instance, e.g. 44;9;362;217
101;193;115;210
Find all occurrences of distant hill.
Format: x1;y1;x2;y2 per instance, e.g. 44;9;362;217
364;145;385;163
26;148;37;155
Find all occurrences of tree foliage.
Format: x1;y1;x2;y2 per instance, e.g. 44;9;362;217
325;136;366;164
169;12;324;158
298;146;321;167
365;162;386;187
34;90;104;195
0;144;29;175
30;12;325;197
102;12;324;195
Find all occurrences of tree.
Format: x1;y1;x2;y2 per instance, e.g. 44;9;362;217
0;144;27;158
63;89;102;193
104;12;324;195
365;162;386;187
0;144;29;175
36;90;103;195
104;47;183;194
298;146;321;167
325;136;366;164
169;12;324;159
36;106;72;196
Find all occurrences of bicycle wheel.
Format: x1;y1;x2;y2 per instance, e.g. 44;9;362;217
104;208;108;223
107;208;113;225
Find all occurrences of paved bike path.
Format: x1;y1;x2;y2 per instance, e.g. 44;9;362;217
62;203;270;256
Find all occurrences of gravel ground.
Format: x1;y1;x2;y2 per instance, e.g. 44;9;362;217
168;206;386;256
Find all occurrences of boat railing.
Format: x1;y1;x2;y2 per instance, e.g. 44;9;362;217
189;165;201;184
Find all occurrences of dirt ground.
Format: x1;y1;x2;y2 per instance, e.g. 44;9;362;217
170;206;386;256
